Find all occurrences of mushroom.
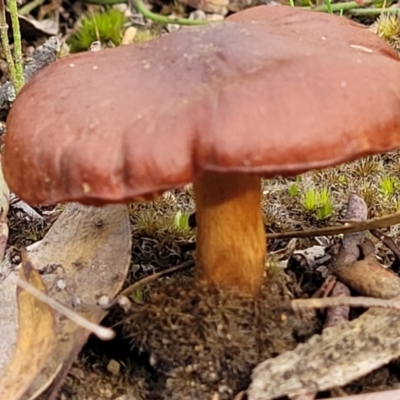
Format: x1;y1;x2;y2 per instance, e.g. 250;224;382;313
4;5;400;293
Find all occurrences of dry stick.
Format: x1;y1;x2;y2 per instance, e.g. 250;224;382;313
120;260;194;297
16;276;115;341
312;274;337;299
292;296;400;312
329;388;400;400
266;211;400;240
183;211;400;251
185;223;399;252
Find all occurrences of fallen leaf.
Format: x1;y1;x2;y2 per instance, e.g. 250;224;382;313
26;203;131;399
0;258;56;399
0;203;131;400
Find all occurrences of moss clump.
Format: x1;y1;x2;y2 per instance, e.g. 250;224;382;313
134;28;160;43
123;276;299;400
68;9;126;53
375;14;400;41
370;15;400;52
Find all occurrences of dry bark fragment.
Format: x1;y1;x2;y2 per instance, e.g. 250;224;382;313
334;254;400;299
326;195;367;328
324;282;351;328
248;305;400;400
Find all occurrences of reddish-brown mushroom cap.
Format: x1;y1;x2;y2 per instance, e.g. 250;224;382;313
4;5;400;292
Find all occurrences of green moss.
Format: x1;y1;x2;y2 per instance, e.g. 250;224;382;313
288;183;299;197
379;176;397;199
173;210;191;234
300;186;334;220
133;28;159;43
375;14;400;41
68;9;125;53
302;187;319;212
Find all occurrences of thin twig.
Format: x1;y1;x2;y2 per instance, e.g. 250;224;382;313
329;388;400;400
17;276;115;340
102;260;194;309
267;211;400;240
121;259;194;297
292;296;400;312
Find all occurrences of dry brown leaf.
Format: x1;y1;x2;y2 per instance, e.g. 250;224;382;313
0;258;56;399
24;203;131;399
0;203;131;400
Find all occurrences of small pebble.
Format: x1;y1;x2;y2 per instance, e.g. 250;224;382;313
107;359;121;376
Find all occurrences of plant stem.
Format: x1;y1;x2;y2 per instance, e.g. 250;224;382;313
135;0;209;25
83;0;127;4
18;0;46;16
0;0;17;89
303;0;375;12
84;0;210;25
349;7;400;15
7;0;23;93
325;0;333;14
